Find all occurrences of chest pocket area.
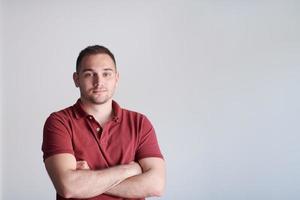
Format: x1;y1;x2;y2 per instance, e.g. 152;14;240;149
103;133;136;165
72;130;99;162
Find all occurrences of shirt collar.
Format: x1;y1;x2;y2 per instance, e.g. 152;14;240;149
112;100;122;123
72;99;122;123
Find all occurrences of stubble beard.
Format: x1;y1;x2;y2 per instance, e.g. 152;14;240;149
83;92;111;105
81;89;114;105
90;95;110;105
80;84;117;105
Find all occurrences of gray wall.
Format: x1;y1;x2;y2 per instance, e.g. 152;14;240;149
1;0;300;199
0;0;3;198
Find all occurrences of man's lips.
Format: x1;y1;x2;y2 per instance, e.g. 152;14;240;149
92;89;107;93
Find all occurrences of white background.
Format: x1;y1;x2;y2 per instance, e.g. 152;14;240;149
1;0;300;199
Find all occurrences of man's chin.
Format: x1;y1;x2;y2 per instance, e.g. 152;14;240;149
90;97;111;105
81;94;112;105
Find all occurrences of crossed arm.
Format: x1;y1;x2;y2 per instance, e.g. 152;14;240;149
44;153;165;199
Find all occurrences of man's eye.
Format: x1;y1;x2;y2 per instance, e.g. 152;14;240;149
103;72;111;77
84;73;92;77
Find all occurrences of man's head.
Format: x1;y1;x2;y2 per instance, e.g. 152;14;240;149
76;45;116;73
73;45;119;105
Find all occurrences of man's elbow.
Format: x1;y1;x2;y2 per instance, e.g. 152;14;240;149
54;175;80;199
56;183;75;199
154;184;165;197
150;176;165;197
152;187;164;197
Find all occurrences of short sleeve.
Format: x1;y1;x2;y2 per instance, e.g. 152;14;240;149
42;113;74;161
135;115;163;161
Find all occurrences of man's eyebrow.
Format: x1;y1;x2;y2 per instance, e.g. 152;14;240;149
81;68;114;73
103;68;114;71
82;68;94;72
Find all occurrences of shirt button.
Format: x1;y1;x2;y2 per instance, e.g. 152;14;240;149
96;127;100;132
89;116;93;120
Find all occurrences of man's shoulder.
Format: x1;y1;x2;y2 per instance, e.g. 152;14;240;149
121;107;146;119
120;107;153;126
46;105;75;122
113;100;146;121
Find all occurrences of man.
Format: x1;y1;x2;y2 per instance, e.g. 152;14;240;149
42;45;165;200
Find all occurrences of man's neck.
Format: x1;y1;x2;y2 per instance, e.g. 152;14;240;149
80;98;113;126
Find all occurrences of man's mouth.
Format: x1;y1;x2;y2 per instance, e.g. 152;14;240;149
92;88;107;93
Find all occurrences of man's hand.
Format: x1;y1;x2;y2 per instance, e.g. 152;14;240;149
105;157;166;198
127;161;142;175
76;161;90;170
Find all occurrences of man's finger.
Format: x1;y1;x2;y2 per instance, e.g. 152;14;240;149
76;160;90;170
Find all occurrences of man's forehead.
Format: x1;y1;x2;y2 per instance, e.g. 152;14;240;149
82;67;114;72
80;54;116;71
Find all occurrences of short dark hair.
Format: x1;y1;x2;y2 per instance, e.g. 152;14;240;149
76;45;116;72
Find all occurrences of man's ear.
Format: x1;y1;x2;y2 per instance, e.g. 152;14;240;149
73;72;79;87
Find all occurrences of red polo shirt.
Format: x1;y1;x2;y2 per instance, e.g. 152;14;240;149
42;99;163;200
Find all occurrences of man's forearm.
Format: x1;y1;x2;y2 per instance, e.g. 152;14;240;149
105;167;165;198
52;163;141;199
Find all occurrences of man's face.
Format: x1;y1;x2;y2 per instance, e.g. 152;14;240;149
73;53;119;105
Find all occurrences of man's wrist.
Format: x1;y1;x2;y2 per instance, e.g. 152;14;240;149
122;162;142;178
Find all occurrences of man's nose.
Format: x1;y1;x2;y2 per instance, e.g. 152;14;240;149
93;74;101;86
